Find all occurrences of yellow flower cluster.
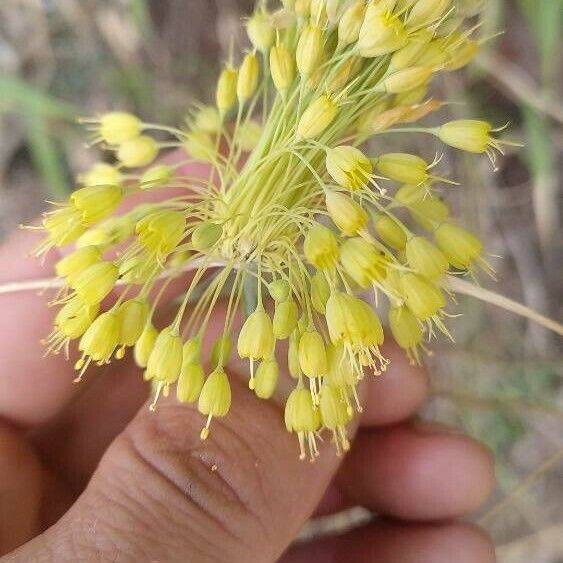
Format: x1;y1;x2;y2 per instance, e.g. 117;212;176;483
33;0;512;460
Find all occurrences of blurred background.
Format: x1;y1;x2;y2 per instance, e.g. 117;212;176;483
0;0;561;560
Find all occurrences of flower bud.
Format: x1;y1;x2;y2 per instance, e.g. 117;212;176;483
326;146;372;191
326;57;362;95
270;43;296;92
390;30;434;70
55;298;99;339
137;210;186;257
71;185;123;224
325;292;384;349
177;363;205;403
434;223;483;269
134;323;158;368
238;308;275;361
394;84;428;106
400;272;446;320
395;183;426;205
237;52;260;102
146;326;183;384
72;261;119;305
183;338;203;364
408;0;451;27
273;299;299;340
319;383;352;433
43;207;86;247
296;24;324;76
304;224;339;270
325;192;368;237
119;254;157;284
183;130;215;162
247;11;275;52
140;164;173;189
269;279;291;302
298;95;338;139
374;215;407;250
78;311;119;367
216;65;238;115
294;0;311;16
326;344;356;387
299;329;327;377
416;40;449;68
192;222;223;251
117;136;159;168
410;198;450;230
288;330;302;378
438;120;493;153
389;306;423;359
236;121;262;151
406;236;449;279
340;237;388;287
192;105;222;133
444;36;479;70
98;112;141;145
338;0;367;47
376;153;429;185
117;298;150;347
311;271;330;314
210;335;232;368
80;163;122;187
56;246;102;282
255;359;280;399
382;66;433;94
284;388;321;442
198;368;232;438
358;5;408;57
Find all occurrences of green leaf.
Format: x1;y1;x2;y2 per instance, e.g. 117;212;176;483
0;77;78;120
26;111;70;199
522;108;554;180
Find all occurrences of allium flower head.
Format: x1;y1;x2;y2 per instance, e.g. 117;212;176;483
30;0;515;459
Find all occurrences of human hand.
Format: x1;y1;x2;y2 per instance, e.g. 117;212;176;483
0;167;495;563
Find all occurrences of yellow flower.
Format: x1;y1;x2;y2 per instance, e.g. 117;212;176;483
374;215;408;250
117;298;149;349
298;95;338;139
117;136;159;168
407;0;451;27
52;298;99;341
405;235;449;279
284;387;321;460
319;383;352;454
340;237;388;287
192;222;223;251
80;162;122;187
311;271;330;314
299;329;327;378
270;43;295;92
434;222;483;269
376;153;429;185
325;192;368;236
247;10;275;52
400;272;446;320
254;359;280;399
304;224;340;270
273;299;299;339
98;112;141;145
134;323;158;368
72;261;118;305
177;363;205;404
146;326;183;384
389;305;423;364
237;52;260;103
56;246;102;283
338;1;367;48
326;146;372;191
216;65;239;116
136;210;186;258
382;67;433;94
78;311;119;370
198;367;232;439
140;164;173;189
358;4;408;58
296;24;324;76
71;185;123;225
437;120;499;154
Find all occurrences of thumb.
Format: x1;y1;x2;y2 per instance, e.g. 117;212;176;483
7;373;349;563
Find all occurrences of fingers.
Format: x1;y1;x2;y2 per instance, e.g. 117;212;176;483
337;422;495;521
360;340;429;427
281;520;496;563
0;230;77;426
0;423;42;554
11;377;353;563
